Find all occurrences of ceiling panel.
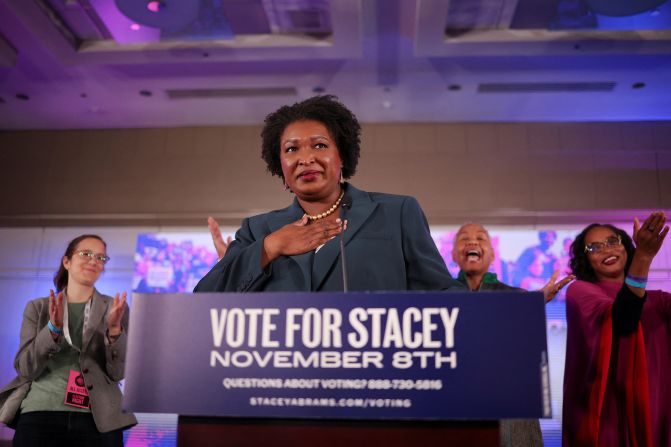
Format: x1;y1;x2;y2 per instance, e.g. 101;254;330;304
0;0;670;129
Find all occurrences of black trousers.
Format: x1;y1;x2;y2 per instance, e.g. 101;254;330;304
13;411;123;447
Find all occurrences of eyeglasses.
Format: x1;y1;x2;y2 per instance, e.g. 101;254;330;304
76;250;111;265
584;235;622;254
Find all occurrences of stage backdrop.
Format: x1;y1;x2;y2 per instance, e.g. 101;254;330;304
1;224;670;446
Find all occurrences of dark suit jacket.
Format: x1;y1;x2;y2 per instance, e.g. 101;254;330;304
195;184;462;293
0;290;137;433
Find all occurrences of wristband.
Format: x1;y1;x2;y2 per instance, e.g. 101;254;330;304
625;275;647;289
626;274;647;282
48;320;63;334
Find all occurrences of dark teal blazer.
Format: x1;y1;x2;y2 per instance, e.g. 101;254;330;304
194;184;463;293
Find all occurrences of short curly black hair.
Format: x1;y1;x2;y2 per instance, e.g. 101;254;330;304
260;95;361;180
569;223;635;283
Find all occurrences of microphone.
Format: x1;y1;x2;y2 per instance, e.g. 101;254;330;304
339;195;352;292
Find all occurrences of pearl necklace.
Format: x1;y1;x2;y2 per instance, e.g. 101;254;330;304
306;190;345;221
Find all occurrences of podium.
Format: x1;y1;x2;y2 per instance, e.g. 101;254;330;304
176;417;498;446
123;292;550;446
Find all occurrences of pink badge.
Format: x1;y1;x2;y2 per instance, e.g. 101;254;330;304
64;370;90;409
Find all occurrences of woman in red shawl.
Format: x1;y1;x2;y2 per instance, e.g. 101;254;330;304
563;211;670;446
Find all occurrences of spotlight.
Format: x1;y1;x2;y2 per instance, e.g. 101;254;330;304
146;1;165;13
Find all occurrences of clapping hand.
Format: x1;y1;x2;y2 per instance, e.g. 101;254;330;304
48;289;64;335
107;292;127;338
208;216;232;261
540;270;575;303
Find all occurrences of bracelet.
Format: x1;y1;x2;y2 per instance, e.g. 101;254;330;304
625;275;647;289
627;274;647;283
47;320;63;334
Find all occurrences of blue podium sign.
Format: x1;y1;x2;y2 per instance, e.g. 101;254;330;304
123;292;551;420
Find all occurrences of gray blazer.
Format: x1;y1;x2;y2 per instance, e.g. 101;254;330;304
195;184;463;293
0;290;137;433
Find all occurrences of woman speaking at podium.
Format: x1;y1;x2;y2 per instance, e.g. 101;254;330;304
195;95;461;293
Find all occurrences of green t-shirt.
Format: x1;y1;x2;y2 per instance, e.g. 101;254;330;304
20;301;91;414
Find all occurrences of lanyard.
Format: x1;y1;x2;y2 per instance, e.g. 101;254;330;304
62;290;93;352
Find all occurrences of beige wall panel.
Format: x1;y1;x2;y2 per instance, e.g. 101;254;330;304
215;125;284;213
354;155;411;196
398;123;438;155
620;122;655;151
365;124;406;154
526;123;561;152
587;123;623;152
558;123;594;152
433;124;468;155
529;154;597;210
592;152;660;209
0;136;52;213
657;153;671;208
220;125;263;166
190;127;227;157
41;142;107;214
164;128;195;159
651;122;671;151
406;153;535;220
466;124;498;154
484;155;534;210
497;124;528;154
401;154;489;213
2;121;670;226
359;123;375;157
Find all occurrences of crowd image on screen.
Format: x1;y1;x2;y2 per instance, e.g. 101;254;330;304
133;234;219;293
435;229;574;301
134;230;575;298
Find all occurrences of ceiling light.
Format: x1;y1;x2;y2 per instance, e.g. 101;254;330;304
586;0;667;17
146;1;165;13
130;23;141;31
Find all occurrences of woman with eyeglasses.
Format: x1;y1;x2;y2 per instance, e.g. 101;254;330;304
562;212;670;447
0;234;137;446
